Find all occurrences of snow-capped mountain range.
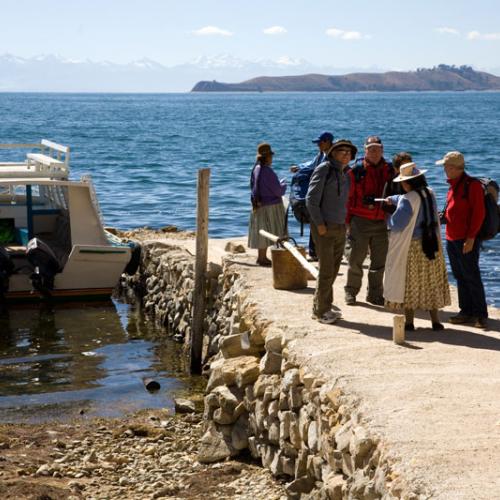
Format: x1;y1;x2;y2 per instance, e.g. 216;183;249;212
2;54;496;92
0;53;388;92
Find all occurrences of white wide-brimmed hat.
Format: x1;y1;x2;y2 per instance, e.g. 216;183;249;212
393;162;427;182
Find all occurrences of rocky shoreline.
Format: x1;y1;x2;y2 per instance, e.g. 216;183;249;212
0;409;286;499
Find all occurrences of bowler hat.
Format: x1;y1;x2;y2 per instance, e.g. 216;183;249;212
256;142;274;158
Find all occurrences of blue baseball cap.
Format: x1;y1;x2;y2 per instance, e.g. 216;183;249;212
312;131;334;144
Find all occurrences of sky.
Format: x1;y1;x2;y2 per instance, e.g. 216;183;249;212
1;0;500;71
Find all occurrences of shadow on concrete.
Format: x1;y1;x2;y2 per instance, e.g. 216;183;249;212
338;319;500;352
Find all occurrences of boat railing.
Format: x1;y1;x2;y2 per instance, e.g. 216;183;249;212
0;140;70;178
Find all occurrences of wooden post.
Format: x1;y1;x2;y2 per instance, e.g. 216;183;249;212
190;168;211;374
393;315;405;345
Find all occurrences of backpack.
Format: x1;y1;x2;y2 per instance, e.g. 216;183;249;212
289;160;336;236
289;167;314;235
444;176;500;241
470;177;500;241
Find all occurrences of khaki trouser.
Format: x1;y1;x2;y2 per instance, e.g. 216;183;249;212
344;216;388;300
311;223;346;316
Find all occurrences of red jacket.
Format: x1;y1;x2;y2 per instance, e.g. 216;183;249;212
445;173;485;241
346;158;394;222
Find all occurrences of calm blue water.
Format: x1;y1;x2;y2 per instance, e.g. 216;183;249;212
0;299;202;423
0;92;499;307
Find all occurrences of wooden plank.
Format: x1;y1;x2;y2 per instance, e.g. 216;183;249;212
190;168;211;374
259;229;318;279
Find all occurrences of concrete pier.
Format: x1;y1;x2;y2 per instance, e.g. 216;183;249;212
124;230;500;499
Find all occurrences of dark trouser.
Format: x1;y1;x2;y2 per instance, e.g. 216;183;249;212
311;223;346;316
345;216;388;300
308;232;316;258
446;239;488;318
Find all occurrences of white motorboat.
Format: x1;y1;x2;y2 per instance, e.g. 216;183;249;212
0;140;138;302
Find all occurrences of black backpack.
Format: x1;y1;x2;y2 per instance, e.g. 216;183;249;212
443;176;500;241
473;177;500;240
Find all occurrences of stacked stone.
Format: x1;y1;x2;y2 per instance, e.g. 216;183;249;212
119;240;419;499
120;243;250;361
202;322;416;499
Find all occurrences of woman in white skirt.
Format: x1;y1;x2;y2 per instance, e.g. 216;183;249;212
383;162;451;330
248;143;287;266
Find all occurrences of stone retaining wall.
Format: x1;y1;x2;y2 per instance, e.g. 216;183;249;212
121;241;422;499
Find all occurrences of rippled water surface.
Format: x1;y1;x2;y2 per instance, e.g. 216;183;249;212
0;92;498;301
0;300;202;423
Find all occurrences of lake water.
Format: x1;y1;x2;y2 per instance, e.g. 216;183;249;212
0;299;203;423
0;91;498;306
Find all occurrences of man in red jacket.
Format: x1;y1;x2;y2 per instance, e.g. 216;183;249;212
344;136;394;305
436;151;488;328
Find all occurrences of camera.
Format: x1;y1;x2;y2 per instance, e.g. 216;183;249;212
362;195;376;207
438;211;447;225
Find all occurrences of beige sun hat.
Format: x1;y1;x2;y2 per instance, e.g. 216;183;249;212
435;151;465;168
393;162;427;182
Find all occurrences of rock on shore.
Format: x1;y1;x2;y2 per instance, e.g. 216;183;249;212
0;409;286;500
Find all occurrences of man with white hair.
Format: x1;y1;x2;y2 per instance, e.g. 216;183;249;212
436;151;488;329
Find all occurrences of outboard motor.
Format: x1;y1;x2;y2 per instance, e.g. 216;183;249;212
26;238;61;297
124;241;142;276
0;247;14;298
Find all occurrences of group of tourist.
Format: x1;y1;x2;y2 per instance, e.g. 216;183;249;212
248;134;489;330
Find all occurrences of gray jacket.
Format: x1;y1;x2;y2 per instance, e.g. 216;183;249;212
305;159;350;226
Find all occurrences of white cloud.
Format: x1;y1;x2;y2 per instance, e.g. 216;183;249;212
275;56;301;66
467;30;500;40
192;26;233;37
325;28;370;40
263;26;287;35
435;27;460;35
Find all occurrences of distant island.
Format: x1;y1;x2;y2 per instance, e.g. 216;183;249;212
191;65;500;92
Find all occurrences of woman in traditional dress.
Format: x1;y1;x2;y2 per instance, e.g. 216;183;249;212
248;142;287;266
383;162;451;330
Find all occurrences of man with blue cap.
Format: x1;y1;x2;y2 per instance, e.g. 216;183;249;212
290;131;334;260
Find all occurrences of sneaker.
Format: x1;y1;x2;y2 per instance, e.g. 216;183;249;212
345;293;357;305
312;310;341;325
366;296;384;306
473;317;488;329
448;313;475;325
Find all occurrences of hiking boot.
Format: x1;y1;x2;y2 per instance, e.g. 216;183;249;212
366;295;384;306
256;258;272;267
473;317;488;329
312;310;341;325
345;293;357;305
448;313;475;324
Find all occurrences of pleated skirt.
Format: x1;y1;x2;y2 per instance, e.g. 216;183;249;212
385;239;451;311
248;202;287;249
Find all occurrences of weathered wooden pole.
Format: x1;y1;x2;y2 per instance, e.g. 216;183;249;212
190;168;211;374
393;315;405;345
